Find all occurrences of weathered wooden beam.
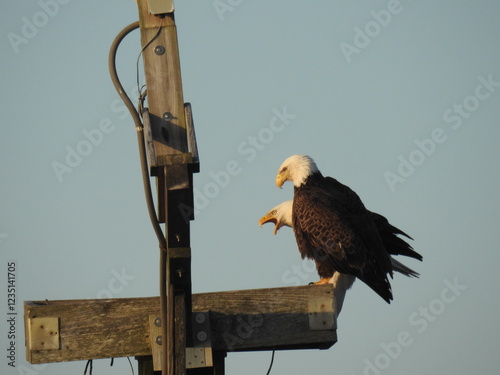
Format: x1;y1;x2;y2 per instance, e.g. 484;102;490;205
24;285;336;364
137;1;187;166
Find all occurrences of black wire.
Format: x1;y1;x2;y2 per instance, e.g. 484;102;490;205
108;22;141;129
136;24;163;101
127;357;135;375
83;359;93;375
266;350;276;375
108;21;166;250
109;357;135;375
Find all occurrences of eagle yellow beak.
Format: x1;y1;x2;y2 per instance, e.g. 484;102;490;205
275;173;287;188
258;213;280;235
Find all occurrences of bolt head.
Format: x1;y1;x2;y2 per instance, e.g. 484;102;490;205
154;45;165;55
195;313;206;324
155;335;163;345
197;331;207;342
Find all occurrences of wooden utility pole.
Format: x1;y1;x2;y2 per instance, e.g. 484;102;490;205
137;1;196;374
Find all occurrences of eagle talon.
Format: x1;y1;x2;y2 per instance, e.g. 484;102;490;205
314;278;331;285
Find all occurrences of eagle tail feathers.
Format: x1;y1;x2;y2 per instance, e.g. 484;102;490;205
391;257;420;278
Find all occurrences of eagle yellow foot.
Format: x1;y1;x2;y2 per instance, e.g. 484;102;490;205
311;277;330;285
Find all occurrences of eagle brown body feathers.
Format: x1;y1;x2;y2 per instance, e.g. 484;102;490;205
293;172;395;303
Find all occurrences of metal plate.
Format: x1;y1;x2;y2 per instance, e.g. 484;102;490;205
147;0;174;15
28;317;60;350
308;297;336;330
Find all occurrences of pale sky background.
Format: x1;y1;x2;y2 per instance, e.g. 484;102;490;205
1;1;500;374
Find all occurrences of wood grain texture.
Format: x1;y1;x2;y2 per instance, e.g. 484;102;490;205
25;285;336;364
138;2;187;164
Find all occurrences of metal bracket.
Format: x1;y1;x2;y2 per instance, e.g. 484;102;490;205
308;296;336;330
186;347;213;369
149;315;213;371
168;247;191;291
27;317;60;350
147;0;174;15
148;315;163;371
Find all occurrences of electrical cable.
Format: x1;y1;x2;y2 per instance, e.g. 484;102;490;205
83;359;93;375
126;357;135;375
266;350;275;375
108;21;166;250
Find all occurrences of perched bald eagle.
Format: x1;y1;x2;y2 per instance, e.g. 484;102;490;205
274;154;421;303
259;200;421;313
259;200;356;315
258;200;421;278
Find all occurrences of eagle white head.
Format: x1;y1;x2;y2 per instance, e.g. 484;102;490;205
258;200;293;234
275;154;319;188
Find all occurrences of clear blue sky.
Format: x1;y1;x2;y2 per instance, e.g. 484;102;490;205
1;1;499;374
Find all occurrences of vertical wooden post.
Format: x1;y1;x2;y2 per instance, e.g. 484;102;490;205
136;2;193;375
137;2;187;159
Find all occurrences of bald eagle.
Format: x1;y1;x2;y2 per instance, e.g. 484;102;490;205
259;200;421;313
258;200;421;278
274;155;421;303
259;200;356;315
259;201;422;281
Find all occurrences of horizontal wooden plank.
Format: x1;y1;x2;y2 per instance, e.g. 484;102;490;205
25;285;336;364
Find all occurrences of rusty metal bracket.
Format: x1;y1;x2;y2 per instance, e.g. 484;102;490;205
149;315;213;371
149;315;163;371
27;317;60;350
308;296;336;331
147;0;174;15
186;347;213;369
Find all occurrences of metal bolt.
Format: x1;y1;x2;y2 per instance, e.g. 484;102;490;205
162;112;177;121
176;269;183;278
197;331;207;342
195;313;206;324
154;317;162;327
156;335;163;345
154;45;165;55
